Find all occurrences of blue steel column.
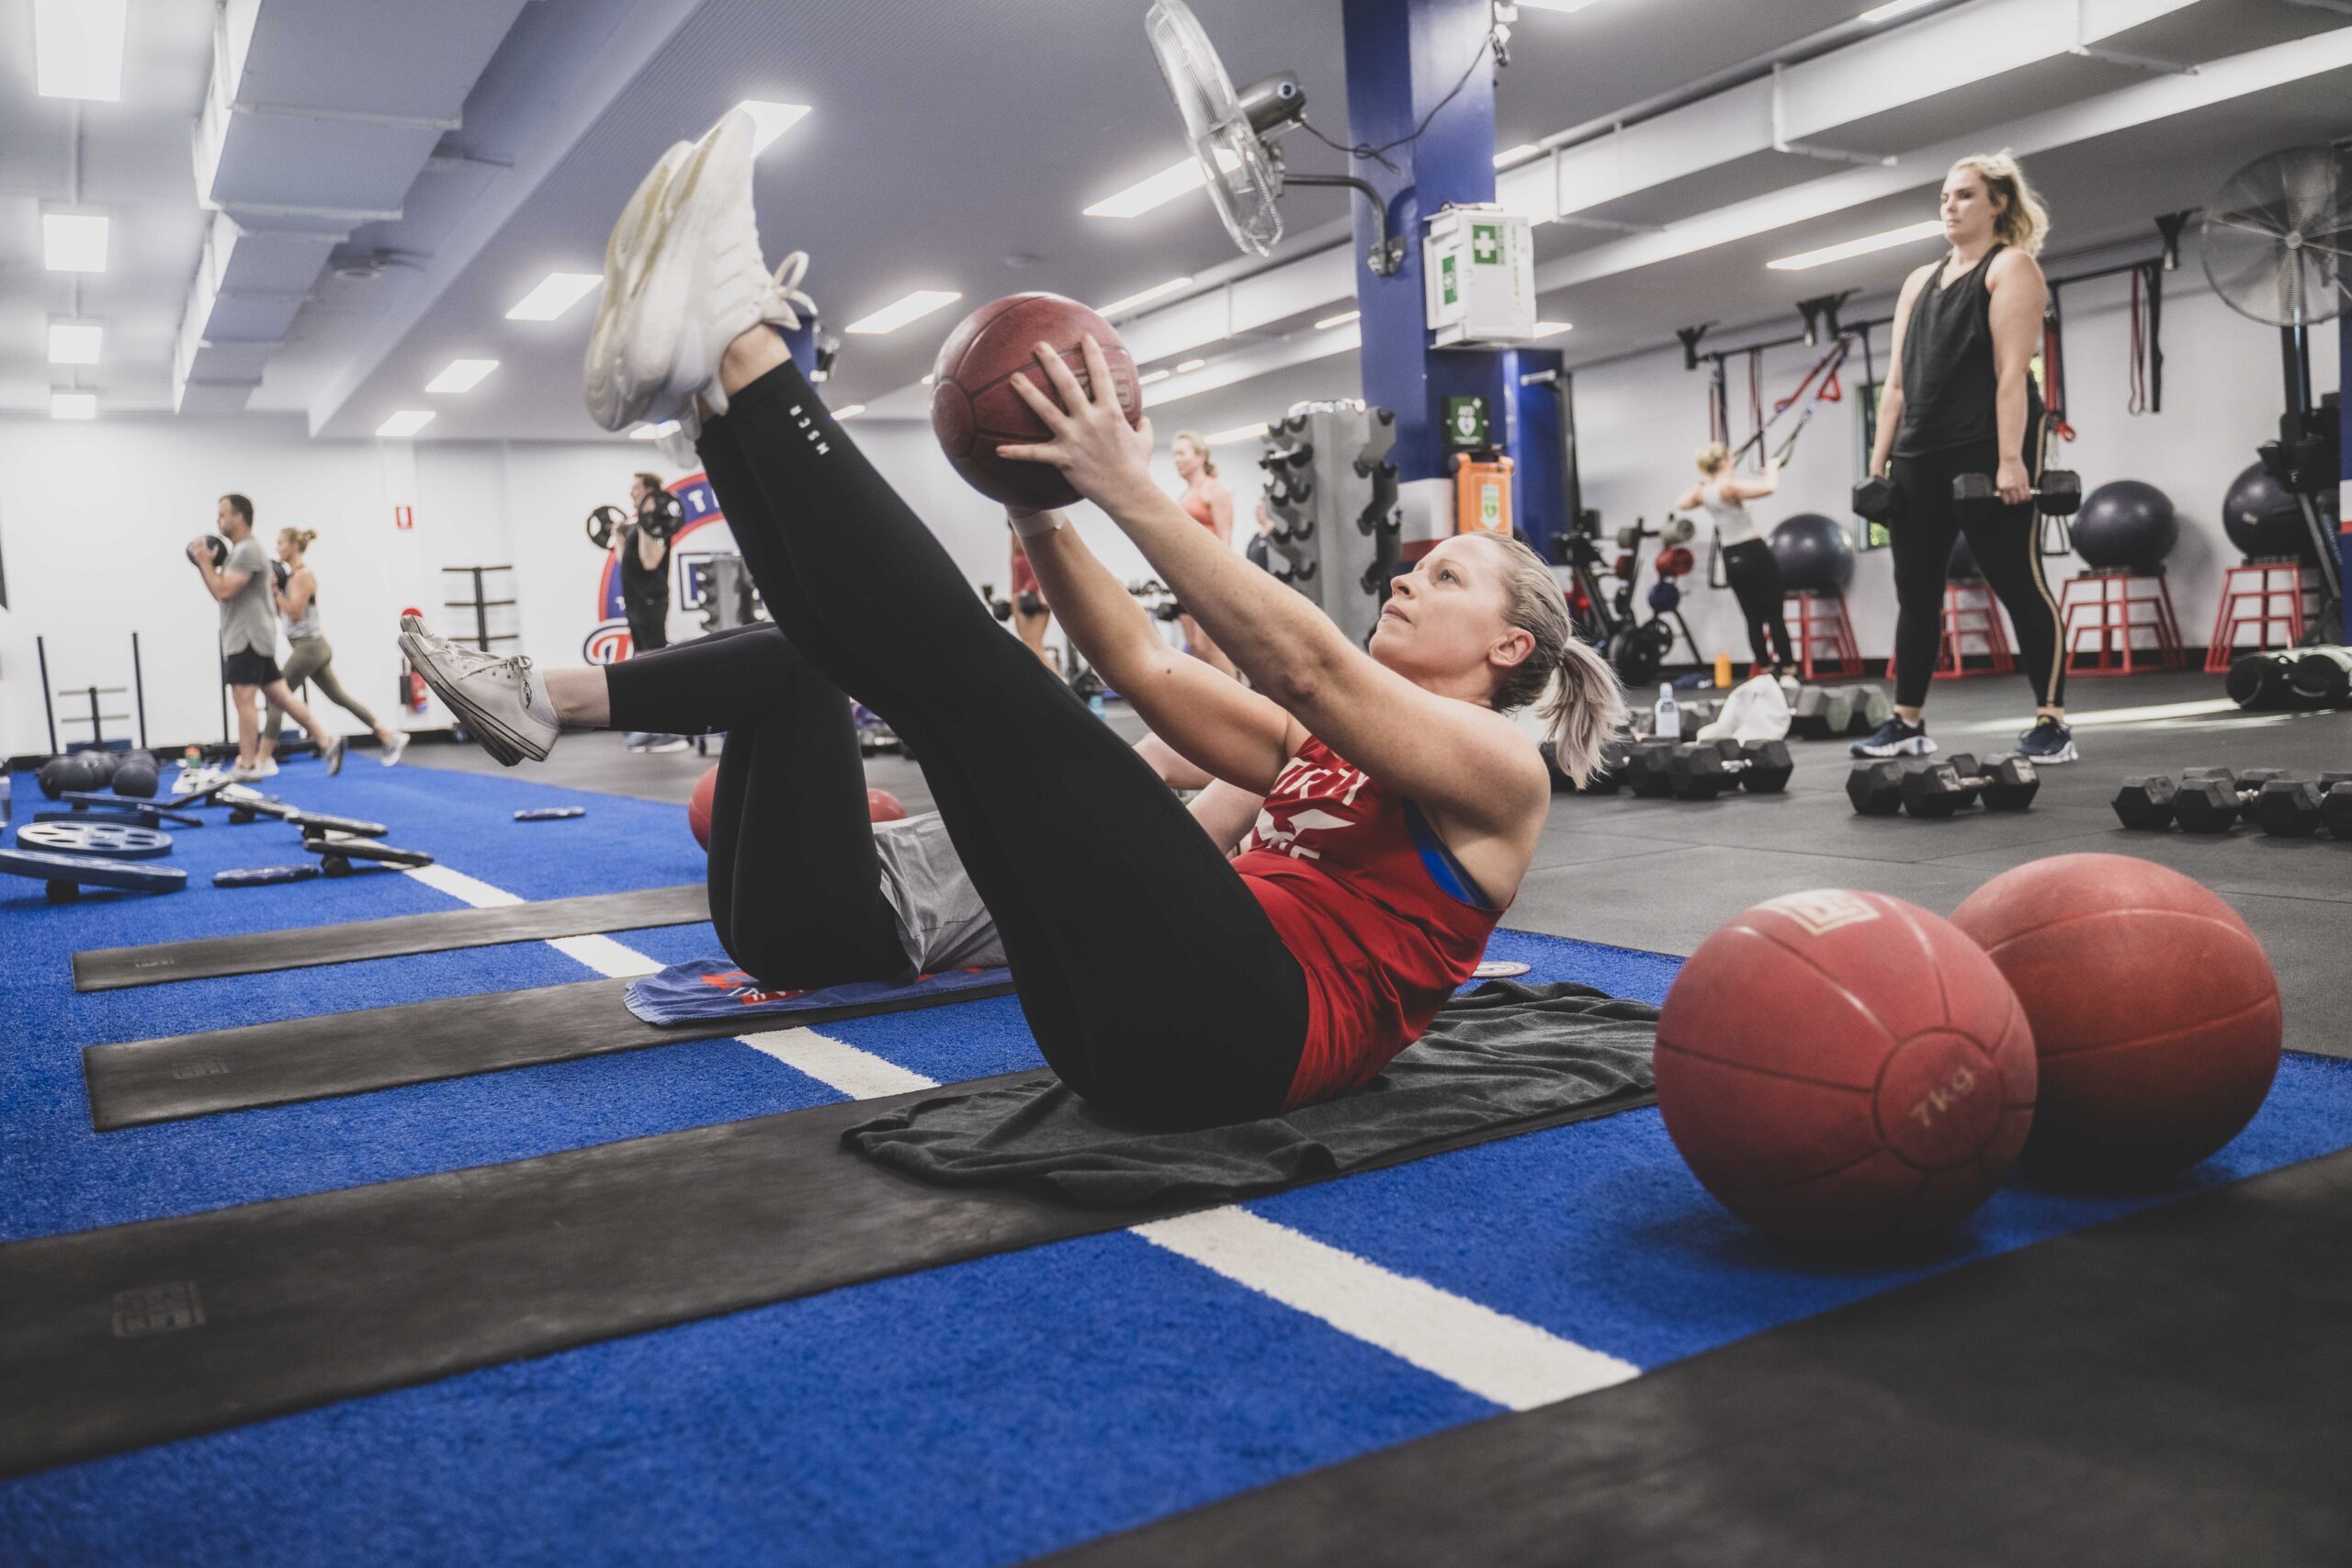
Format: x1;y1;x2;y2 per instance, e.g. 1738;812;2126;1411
1341;0;1513;491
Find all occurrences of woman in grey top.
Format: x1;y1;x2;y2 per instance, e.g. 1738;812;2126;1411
263;528;409;769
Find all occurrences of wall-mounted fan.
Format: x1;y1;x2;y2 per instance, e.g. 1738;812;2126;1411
1145;0;1402;275
2201;144;2347;632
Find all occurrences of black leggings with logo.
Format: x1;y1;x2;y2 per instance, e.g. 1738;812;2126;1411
1886;434;2065;712
688;360;1307;1129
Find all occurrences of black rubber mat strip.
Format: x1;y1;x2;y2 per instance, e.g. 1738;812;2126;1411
1040;1145;2352;1568
82;972;1015;1131
1;1077;1648;1476
72;884;713;991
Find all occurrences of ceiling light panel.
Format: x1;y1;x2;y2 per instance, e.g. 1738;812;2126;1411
48;321;104;365
42;213;109;273
845;290;963;335
1098;276;1195;315
377;410;435;439
1766;219;1944;270
51;391;97;421
34;0;125;100
425;358;500;394
506;272;601;321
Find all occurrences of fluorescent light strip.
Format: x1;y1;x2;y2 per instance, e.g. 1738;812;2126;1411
845;290;962;335
376;410;435;439
1494;143;1544;169
736;99;811;154
34;0;125;100
51;391;96;421
42;213;108;273
1766;218;1943;271
1138;369;1170;386
1858;0;1939;21
1314;310;1361;331
833;403;866;421
425;358;499;394
1206;423;1266;445
48;321;103;365
505;272;601;321
1084;149;1239;219
1516;0;1605;12
1532;321;1573;338
1098;276;1195;316
629;422;680;441
1174;358;1206;373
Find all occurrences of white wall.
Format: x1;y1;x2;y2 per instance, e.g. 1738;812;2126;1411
0;411;1231;759
1570;268;2338;668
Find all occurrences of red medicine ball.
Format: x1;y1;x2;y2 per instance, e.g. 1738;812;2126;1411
1656;889;2037;1246
930;293;1142;513
687;763;718;851
866;788;907;824
1951;854;2279;1178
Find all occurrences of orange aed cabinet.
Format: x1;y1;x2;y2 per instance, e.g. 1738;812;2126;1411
1452;454;1513;537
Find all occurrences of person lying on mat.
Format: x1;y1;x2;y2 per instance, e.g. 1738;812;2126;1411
571;108;1626;1128
398;617;1266;989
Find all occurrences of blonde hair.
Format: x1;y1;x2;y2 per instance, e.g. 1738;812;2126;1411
1950;150;2048;257
1476;533;1629;788
278;527;318;552
1694;441;1732;476
1173;431;1216;479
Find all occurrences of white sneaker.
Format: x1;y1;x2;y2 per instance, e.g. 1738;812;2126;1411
646;735;691;754
396;614;560;766
228;763;265;784
584;140;693;430
254;757;280;778
322;735;346;776
379;730;410;767
595;109;815;430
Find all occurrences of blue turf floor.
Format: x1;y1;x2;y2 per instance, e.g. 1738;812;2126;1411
3;759;2349;1564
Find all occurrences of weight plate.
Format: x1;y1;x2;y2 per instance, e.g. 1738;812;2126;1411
1473;959;1532;979
18;820;174;859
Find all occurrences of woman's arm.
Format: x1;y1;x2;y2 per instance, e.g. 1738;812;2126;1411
1019;508;1299;792
1671;483;1703;513
1002;339;1547;837
1730;454;1780;502
277;568;316;618
1206;479;1234;544
1869;265;1932;476
1185;778;1266;855
1985;249;2049;504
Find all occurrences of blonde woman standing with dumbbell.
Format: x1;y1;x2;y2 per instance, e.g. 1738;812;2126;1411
1675;444;1793;681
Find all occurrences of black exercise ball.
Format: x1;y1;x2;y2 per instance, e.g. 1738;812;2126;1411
2073;479;2177;571
112;755;159;799
1770;513;1855;592
2222;462;2319;563
37;758;74;799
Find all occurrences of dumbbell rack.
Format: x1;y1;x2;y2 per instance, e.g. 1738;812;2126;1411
440;565;519;654
1781;590;1864;681
2060;569;2185;676
2203;558;2320;673
35;633;148;755
1892;578;2015;682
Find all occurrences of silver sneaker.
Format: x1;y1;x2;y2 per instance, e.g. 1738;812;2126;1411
396;615;559;765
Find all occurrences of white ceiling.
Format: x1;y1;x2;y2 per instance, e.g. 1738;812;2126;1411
1;0;2346;442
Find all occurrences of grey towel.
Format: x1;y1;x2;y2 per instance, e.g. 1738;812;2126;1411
842;981;1658;1209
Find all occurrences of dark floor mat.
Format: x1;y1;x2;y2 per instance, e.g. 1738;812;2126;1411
6;1059;1652;1475
1040;1145;2352;1568
81;970;1015;1130
71;884;711;991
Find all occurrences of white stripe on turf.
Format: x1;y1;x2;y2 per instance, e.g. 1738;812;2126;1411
401;860;1618;1410
740;1026;938;1098
1132;1207;1638;1412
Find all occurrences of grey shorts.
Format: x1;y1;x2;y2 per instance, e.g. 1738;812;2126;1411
871;811;1005;974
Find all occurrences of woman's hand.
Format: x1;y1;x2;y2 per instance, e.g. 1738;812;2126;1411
998;336;1158;519
1995;457;2032;506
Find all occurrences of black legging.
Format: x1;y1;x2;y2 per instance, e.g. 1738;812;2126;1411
694;360;1308;1130
604;622;907;987
1887;432;2065;712
1720;540;1792;671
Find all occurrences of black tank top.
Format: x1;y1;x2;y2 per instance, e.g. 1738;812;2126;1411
619;526;670;616
1894;243;2041;457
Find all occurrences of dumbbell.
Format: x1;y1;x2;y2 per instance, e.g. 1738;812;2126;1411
2289;647;2352;706
1951;468;2083;519
1851;475;1895;525
1787;685;1854;740
2246;775;2352;838
1848;753;2038;817
1664;739;1793;801
2111;768;2290;832
1621;740;1682;798
1540;738;1632;795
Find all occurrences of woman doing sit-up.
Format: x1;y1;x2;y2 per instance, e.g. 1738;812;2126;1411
573;109;1625;1128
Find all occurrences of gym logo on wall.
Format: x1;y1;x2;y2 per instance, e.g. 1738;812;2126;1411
582;473;722;663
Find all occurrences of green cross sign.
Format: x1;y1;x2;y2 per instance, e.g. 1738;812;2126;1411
1445;396;1489;451
1440;254;1459;307
1472;222;1500;265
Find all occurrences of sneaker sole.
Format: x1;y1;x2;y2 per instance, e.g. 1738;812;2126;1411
585;146;691;429
617;113;757;424
1850;737;1939;759
396;631;547;766
601;123;735;427
2022;742;2078;764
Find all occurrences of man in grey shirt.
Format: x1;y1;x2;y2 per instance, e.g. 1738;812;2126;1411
186;492;345;781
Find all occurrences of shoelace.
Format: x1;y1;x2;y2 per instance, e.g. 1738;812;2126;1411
765;252;817;332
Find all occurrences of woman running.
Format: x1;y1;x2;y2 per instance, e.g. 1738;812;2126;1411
399;616;1266;987
1675;445;1794;680
1854;151;2070;762
261;527;408;769
1170;430;1238;679
575;109;1625;1129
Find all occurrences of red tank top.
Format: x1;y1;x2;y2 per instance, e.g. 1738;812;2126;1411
1232;737;1504;1110
1180;489;1218;533
1008;545;1039;598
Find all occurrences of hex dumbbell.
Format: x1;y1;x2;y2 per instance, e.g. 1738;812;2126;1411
1663;739;1794;801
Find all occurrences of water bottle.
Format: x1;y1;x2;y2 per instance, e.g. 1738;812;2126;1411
1653;682;1679;740
1088;692;1107;722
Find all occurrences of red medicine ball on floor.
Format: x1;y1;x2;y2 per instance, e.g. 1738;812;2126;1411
930;293;1143;513
1656;889;2038;1246
1951;853;2280;1179
866;788;906;823
688;764;718;850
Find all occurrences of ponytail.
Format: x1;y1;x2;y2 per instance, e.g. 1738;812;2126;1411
1479;532;1632;788
278;526;317;553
